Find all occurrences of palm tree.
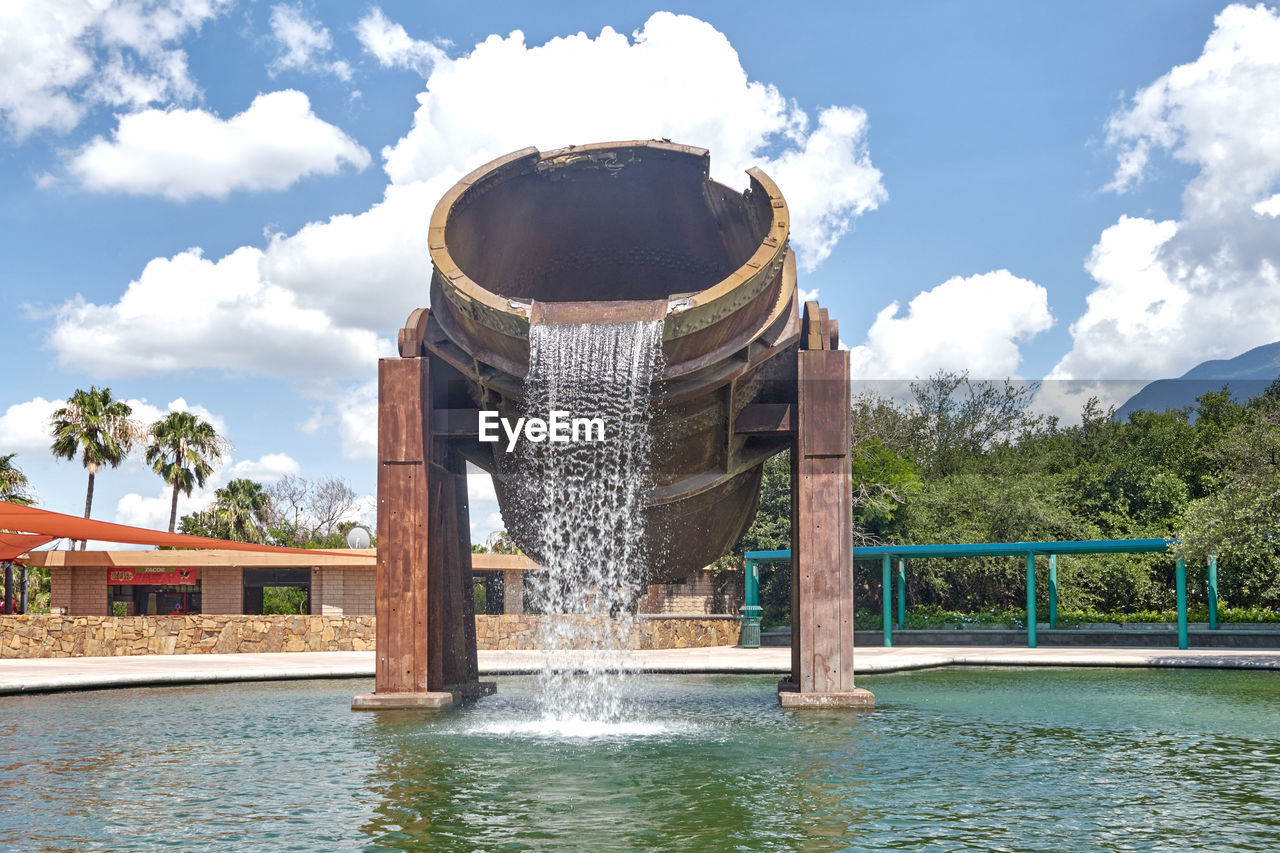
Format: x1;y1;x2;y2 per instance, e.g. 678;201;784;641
211;478;271;543
49;387;141;548
0;453;34;505
146;411;230;532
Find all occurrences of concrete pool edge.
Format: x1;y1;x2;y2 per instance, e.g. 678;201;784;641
2;646;1279;695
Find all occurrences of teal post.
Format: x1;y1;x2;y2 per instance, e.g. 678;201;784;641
739;559;762;648
1026;552;1037;648
881;554;892;647
1176;555;1188;650
1207;554;1218;630
1048;554;1058;630
896;559;906;628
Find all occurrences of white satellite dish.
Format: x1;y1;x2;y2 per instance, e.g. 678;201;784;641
346;526;371;549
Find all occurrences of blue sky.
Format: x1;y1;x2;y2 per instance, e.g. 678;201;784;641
2;1;1278;542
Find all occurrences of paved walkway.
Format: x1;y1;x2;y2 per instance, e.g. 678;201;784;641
2;645;1278;696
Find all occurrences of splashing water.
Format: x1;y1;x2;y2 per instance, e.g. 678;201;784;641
515;319;664;728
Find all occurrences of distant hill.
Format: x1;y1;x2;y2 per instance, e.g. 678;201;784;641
1116;340;1280;420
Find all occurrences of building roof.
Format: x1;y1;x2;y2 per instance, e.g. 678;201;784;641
0;500;355;563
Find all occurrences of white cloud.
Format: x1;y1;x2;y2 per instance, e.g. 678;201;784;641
849;270;1053;379
0;0;230;139
469;509;506;546
378;12;884;270
355;7;446;74
268;4;350;80
258;12;886;337
115;489;201;530
259;180;437;331
762;107;887;269
113;451;299;529
1050;216;1187;380
464;467;503;545
0;397;63;452
49;12;884;453
228;452;300;482
67;90;369;200
121;396;227;438
1031;380;1150;425
299;407;326;434
1254;193;1280;217
50;246;392;379
336;381;377;460
1056;3;1280;381
1104;4;1280;214
466;466;497;503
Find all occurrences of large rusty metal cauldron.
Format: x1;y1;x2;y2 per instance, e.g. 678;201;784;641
402;141;803;583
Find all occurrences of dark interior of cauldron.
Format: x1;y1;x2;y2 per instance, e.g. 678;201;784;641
446;160;769;302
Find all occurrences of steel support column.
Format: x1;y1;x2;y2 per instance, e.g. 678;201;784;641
881;554;892;647
1207;554;1218;630
1026;552;1037;648
1048;554;1058;630
1176;555;1188;650
896;559;906;628
353;353;493;710
779;303;872;708
740;559;761;648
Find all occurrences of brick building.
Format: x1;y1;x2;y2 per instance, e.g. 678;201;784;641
27;548;733;617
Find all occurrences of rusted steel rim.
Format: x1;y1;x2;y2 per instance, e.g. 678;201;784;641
426;140;791;346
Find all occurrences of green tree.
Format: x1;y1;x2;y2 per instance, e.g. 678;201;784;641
1187;388;1249;498
146;411;230;532
1178;380;1280;604
899;473;1119;608
905;371;1045;477
725;453;792;623
49;387;140;547
262;586;309;614
485;529;522;554
850;437;921;537
212;478;271;543
264;475;360;547
0;453;35;505
180;479;271;543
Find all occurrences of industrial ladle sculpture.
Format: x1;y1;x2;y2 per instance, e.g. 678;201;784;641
353;141;872;710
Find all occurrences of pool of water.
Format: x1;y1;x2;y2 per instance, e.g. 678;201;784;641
3;668;1279;851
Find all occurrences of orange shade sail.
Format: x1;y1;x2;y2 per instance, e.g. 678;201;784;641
0;532;57;563
0;501;354;563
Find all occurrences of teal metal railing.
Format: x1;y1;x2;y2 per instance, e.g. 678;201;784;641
742;538;1219;651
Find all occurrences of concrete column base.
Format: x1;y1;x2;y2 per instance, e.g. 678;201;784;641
777;679;875;709
352;691;455;710
351;680;496;710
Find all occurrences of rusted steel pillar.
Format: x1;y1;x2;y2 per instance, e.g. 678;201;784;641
427;439;481;691
353;351;493;710
779;303;874;709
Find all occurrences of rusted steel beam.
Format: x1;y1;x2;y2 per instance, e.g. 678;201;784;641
372;356;431;697
531;299;666;326
430;408;481;437
781;304;873;709
355;355;493;710
733;403;794;434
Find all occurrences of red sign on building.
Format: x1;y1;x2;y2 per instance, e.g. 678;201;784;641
106;567;200;585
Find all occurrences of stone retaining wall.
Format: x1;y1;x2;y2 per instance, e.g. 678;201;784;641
474;615;740;650
1;615;377;658
1;614;740;658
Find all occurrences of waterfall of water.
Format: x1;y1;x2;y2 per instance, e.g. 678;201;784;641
517;319;664;726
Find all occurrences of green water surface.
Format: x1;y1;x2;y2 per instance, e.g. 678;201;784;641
2;667;1278;851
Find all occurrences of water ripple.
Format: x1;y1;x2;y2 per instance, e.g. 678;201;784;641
1;669;1278;851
